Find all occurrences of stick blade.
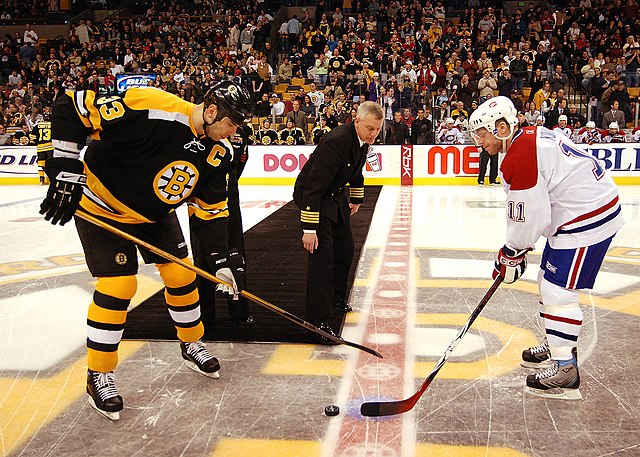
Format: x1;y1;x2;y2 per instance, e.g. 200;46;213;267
360;399;413;417
341;339;383;359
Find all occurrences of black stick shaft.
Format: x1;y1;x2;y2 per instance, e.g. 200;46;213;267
74;210;383;359
360;276;503;416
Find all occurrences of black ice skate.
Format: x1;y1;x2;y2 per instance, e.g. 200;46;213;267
521;338;551;368
86;369;123;421
525;347;582;400
180;340;220;378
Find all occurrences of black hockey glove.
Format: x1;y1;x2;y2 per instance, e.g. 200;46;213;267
39;157;86;226
206;248;246;300
492;245;530;284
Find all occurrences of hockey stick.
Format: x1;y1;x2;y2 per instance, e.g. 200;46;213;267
74;210;383;359
360;276;503;417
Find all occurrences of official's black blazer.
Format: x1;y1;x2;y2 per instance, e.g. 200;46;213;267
293;122;366;231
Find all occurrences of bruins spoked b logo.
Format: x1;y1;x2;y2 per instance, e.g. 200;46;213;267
153;161;199;203
114;252;128;265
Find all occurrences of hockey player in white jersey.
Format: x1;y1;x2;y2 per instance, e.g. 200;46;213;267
633;126;640;143
552;114;573;139
469;96;624;400
436;117;464;144
576;121;602;145
602;122;627;143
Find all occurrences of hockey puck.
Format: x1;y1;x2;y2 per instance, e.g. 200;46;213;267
325;405;340;416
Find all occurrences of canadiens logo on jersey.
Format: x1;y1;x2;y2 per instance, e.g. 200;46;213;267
183;139;206;153
154;161;199;203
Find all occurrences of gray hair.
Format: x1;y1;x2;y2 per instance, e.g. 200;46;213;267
356;101;384;120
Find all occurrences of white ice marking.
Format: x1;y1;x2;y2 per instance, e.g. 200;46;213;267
0;285;90;371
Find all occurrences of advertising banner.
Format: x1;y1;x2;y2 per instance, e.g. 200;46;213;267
0;146;37;183
240;145;402;185
115;73;158;93
2;143;639;185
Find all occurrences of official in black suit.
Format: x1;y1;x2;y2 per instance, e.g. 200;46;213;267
293;101;384;341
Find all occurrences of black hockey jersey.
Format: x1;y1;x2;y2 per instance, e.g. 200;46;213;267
279;127;306;145
52;88;232;229
255;128;279;145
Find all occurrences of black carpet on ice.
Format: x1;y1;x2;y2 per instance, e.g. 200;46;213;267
123;186;381;344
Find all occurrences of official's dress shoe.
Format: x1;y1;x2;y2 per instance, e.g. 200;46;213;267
230;315;255;325
308;321;338;345
335;301;353;313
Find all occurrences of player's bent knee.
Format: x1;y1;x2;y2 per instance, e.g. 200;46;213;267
96;275;137;300
540;277;579;307
156;262;197;289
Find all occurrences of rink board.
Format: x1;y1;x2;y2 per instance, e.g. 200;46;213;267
2;143;640;185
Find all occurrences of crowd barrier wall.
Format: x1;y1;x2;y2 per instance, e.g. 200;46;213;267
2;144;640;185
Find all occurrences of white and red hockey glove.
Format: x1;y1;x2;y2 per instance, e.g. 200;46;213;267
493;245;530;284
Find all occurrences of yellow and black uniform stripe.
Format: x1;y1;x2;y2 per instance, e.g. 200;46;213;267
53;88;232;224
279;127;306;145
311;126;331;145
256;129;279;145
32;120;53;182
157;262;204;343
87;276;136;372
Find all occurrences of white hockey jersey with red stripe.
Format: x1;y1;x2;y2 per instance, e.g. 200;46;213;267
500;126;624;250
552;125;573;139
601;129;627;143
436;125;464;144
633;126;640;142
576;127;602;144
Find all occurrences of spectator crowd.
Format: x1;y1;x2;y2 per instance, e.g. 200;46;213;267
1;0;640;147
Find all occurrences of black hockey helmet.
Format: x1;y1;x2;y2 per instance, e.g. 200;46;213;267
204;80;252;125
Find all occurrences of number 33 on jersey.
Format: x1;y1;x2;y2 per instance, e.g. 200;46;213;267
54;88;233;225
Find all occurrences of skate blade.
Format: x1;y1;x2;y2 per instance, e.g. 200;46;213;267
184;360;220;379
88;398;121;421
521;360;553;369
525;386;582;401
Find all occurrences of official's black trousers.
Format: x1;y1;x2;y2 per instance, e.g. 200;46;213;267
306;212;354;322
477;149;498;184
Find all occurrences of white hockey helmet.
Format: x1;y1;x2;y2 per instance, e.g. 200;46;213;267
469;96;519;144
609;121;619;131
558;114;567;122
445;117;454;124
586;121;596;128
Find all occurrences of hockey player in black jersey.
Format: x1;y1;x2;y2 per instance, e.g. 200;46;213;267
278;118;306;145
32;111;52;185
255;118;279;145
39;80;252;420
